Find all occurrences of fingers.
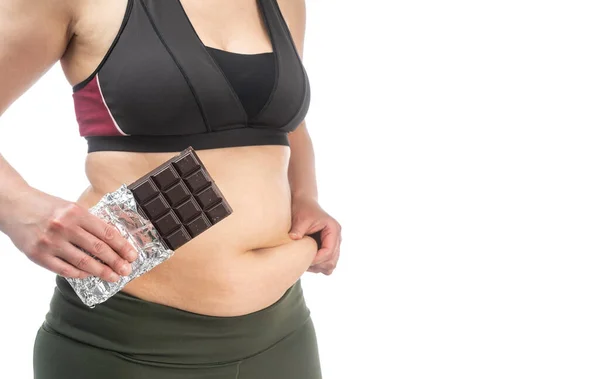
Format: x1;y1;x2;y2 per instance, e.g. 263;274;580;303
57;240;124;282
69;226;133;278
308;219;342;275
79;214;138;263
40;256;90;280
289;217;320;240
324;247;341;275
309;258;336;275
318;239;340;275
311;222;338;265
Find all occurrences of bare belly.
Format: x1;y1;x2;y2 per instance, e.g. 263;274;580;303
76;145;318;316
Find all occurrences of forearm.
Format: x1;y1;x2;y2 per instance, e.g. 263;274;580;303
0;152;32;232
287;121;318;202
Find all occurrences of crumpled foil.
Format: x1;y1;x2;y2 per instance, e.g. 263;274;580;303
64;184;174;308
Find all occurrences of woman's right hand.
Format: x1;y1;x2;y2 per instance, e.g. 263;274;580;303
0;0;138;281
2;186;138;282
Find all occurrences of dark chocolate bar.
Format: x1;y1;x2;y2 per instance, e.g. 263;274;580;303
127;146;232;250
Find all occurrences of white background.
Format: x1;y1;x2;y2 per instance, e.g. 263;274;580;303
1;0;600;378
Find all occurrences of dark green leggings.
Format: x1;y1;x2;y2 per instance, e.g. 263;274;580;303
33;276;322;379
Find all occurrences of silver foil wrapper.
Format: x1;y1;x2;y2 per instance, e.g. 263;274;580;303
64;184;174;307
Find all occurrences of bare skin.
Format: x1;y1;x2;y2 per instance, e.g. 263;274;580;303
0;0;341;316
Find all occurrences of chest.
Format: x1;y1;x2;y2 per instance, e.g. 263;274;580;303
68;0;310;153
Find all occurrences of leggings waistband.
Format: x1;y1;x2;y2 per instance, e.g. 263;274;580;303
43;275;310;366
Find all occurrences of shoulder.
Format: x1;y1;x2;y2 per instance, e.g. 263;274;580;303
0;0;79;57
1;0;80;50
274;0;307;57
2;0;76;27
0;0;79;115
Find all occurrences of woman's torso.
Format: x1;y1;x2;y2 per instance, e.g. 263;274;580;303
62;0;317;316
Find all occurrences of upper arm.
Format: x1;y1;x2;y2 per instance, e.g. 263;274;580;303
0;0;74;117
276;0;306;59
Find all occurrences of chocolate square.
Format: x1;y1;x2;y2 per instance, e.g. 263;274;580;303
183;169;210;194
130;180;159;204
174;198;202;223
194;186;222;208
154;210;181;236
186;213;212;237
205;202;232;223
152;165;179;190
141;194;170;219
164;181;190;206
173;152;202;177
164;227;192;251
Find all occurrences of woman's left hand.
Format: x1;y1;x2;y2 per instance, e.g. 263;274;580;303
288;196;342;275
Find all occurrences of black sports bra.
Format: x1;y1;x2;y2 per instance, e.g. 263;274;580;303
205;46;275;120
72;0;310;153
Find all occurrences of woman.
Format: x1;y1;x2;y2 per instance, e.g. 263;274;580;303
0;0;341;377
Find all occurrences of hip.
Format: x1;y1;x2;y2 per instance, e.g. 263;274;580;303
35;277;321;378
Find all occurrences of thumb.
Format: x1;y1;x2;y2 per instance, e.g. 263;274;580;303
289;217;317;240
